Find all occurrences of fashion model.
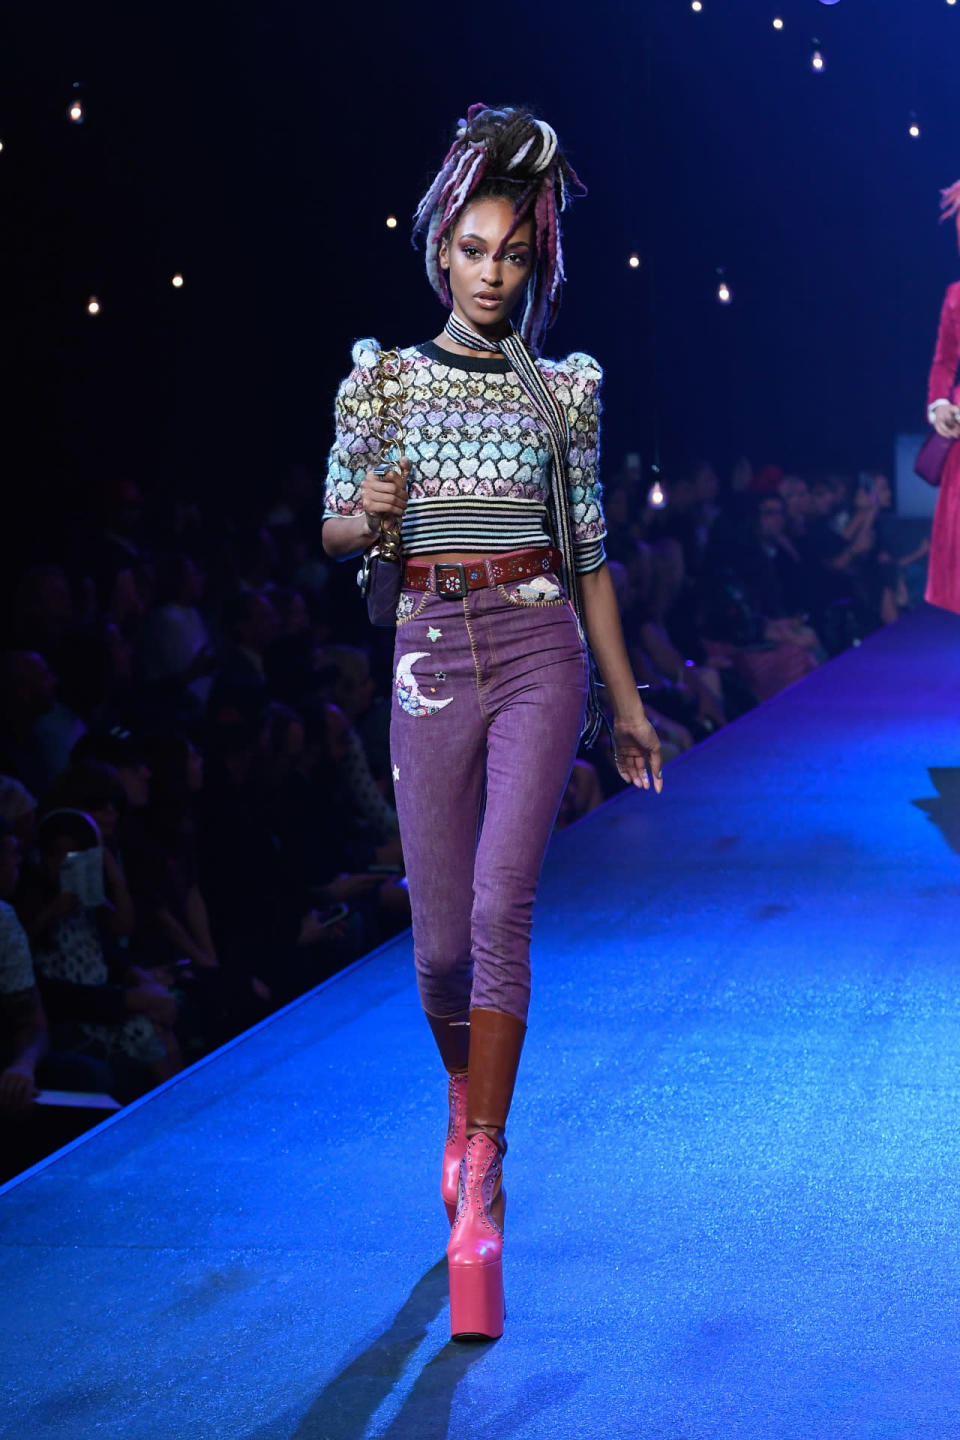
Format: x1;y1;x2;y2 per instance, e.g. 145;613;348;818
322;104;662;1340
925;179;960;616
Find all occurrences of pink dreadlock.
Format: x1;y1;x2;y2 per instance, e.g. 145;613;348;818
942;179;960;249
412;103;586;355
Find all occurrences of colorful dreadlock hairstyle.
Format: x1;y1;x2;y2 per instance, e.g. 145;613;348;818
412;103;586;355
940;178;960;248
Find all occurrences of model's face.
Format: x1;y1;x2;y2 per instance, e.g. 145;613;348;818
440;198;534;332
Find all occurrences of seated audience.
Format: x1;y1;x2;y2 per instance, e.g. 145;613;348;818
18;809;181;1099
0;818;48;1115
137;551;216;708
0;432;932;1179
209;589;279;721
0;650;60;799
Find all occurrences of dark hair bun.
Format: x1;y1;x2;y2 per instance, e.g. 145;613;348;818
459;104;559;184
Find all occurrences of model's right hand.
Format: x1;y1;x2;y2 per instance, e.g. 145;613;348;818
361;458;412;531
933;404;960;440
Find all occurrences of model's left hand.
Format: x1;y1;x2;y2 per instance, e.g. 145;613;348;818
613;711;664;793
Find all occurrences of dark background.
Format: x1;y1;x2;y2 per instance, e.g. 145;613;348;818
2;0;957;541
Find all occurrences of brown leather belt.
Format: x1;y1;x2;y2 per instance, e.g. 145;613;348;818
402;546;563;599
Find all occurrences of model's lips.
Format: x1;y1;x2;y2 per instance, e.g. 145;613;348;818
474;293;502;306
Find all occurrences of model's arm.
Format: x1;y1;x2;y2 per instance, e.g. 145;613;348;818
322;513;378;561
322;341;411;561
563;354;662;793
579;563;663;793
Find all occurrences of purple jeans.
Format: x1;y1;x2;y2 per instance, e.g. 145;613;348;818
390;566;588;1024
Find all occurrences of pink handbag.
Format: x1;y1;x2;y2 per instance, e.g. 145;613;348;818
914;430;952;487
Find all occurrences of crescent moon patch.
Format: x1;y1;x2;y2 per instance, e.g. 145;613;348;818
395;651;454;718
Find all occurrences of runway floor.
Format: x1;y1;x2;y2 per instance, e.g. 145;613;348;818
3;603;960;1440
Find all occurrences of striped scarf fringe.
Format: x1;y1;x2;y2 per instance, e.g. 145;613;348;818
444;314;606;746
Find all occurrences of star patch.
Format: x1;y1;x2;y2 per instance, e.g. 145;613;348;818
426;626;443;642
392;764;400;782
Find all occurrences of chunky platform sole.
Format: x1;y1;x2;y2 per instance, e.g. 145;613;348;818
449;1256;505;1341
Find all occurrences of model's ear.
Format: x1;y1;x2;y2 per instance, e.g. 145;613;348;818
439;235;450;272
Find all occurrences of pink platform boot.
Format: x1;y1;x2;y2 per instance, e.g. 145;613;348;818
448;1132;505;1339
447;1007;526;1341
425;1008;471;1224
443;1072;469;1225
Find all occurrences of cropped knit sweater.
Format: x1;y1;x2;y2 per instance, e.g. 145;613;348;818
323;339;607;574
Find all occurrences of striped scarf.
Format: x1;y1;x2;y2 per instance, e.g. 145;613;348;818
444;313;604;744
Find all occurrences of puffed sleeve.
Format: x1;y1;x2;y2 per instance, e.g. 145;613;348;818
322;338;382;520
928;285;960;409
562;352;607;574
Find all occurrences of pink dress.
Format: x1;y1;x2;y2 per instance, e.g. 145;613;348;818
926;281;960;615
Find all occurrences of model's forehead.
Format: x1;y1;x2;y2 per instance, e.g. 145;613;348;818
453;198;534;244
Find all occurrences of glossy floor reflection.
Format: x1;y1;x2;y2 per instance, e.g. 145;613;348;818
3;604;960;1440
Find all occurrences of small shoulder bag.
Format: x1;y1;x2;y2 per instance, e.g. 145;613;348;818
358;347;408;626
915;428;953;488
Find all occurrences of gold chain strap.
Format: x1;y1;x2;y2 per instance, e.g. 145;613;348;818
372;348;406;563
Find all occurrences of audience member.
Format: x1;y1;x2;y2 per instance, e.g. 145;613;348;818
210;590;279;720
6;565;74;657
18;809;181;1099
0;819;47;1114
137;552;216;707
0;775;37;849
316;645;394;807
0;436;932;1177
0;817;114;1115
0;651;60;798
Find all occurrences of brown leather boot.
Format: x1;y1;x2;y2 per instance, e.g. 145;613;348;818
464;1006;526;1229
424;1008;470;1075
464;1006;526;1155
